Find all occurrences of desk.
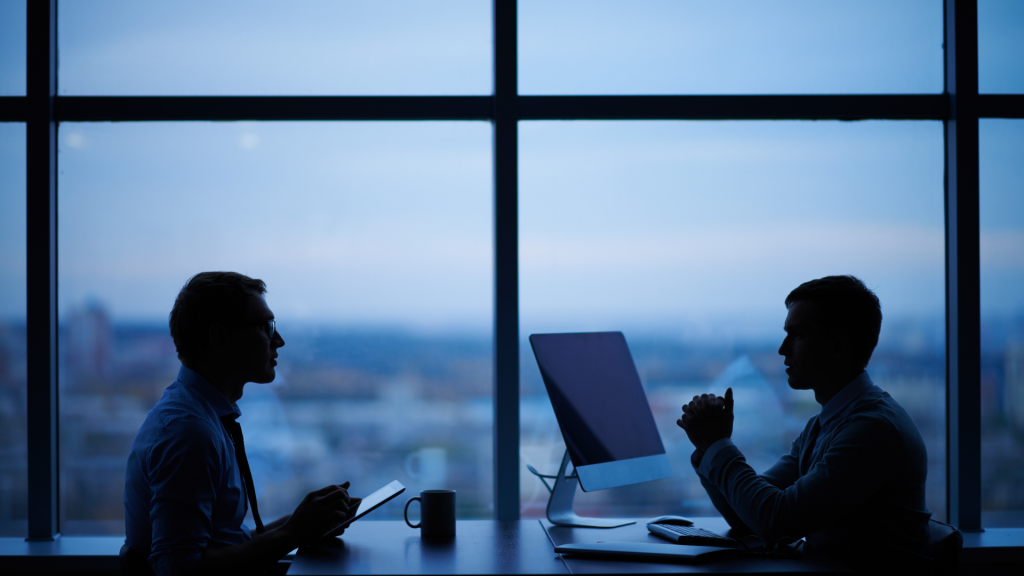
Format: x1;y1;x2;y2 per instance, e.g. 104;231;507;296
289;520;565;575
288;519;852;575
543;517;851;575
1;522;1019;574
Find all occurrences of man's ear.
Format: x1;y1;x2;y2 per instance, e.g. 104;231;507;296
206;323;230;357
830;330;855;365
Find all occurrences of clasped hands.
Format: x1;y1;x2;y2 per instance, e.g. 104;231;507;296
676;387;735;454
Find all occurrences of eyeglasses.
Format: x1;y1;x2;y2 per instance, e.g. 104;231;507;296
250;319;276;339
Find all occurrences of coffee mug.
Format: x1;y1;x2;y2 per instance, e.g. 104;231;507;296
404;489;456;537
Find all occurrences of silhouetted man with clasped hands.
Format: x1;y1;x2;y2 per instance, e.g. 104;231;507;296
124;272;359;576
677;276;931;572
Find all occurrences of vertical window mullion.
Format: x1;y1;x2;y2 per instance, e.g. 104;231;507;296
25;0;59;541
944;0;982;531
493;0;519;521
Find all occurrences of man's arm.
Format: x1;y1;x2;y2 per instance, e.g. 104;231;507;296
759;435;804;490
679;390;819;537
193;484;357;575
147;417;232;576
689;434;805;535
689;447;753;534
677;389;754;533
148;419;357;575
700;415;901;544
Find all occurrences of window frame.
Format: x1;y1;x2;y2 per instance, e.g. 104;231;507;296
2;0;1022;538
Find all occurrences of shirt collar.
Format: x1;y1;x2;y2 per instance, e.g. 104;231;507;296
176;365;242;420
819;370;873;426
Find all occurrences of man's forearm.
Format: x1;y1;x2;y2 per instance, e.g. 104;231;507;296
698;473;754;535
192;526;298;574
263;514;290;532
691;448;752;535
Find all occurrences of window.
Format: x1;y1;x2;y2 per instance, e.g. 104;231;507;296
978;0;1024;94
58;0;490;95
519;0;944;95
0;2;26;96
979;118;1024;527
0;123;27;536
56;121;493;532
9;0;1023;539
519;120;946;518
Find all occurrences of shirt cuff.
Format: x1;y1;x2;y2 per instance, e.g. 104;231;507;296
697;438;736;478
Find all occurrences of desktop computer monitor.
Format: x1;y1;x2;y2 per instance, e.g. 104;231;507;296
529;331;672;492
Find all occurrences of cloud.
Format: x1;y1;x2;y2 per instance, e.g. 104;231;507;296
239;132;260;149
65;132;86;149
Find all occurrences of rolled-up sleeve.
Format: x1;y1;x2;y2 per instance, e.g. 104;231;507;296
147;417;224;576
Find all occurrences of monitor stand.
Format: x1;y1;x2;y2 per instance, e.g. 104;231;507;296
546;450;636;529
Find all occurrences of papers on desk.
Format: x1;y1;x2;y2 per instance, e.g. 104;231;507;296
554;541;741;563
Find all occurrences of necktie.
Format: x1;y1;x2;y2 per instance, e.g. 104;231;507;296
220;416;265;535
800;417;822;475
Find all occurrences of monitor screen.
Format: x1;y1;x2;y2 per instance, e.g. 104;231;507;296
529;332;667;473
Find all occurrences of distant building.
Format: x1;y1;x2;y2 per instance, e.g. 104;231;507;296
64;302;113;389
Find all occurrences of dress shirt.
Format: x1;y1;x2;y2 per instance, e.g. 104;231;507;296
691;371;932;570
125;366;252;576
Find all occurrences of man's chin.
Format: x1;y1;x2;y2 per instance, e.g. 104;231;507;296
787;377;811;391
251;369;276;385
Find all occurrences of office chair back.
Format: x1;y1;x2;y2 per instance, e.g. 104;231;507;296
119;543;155;576
927;518;962;576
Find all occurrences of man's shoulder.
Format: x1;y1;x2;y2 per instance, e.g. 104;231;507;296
850;386;917;422
135;382;224;451
842;387;926;446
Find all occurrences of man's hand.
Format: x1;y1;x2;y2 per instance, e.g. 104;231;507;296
282;481;360;546
676;387;734;453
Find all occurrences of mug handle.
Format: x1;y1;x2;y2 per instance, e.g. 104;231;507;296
404;497;421;528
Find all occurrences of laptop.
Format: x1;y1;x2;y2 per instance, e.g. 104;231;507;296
554;541;740;562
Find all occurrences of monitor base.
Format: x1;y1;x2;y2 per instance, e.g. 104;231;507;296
545;451;636;529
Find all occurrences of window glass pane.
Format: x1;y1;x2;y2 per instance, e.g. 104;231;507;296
58;122;492;534
58;0;490;95
980;119;1024;527
0;1;26;95
520;121;946;520
0;123;27;536
979;0;1024;94
520;0;944;95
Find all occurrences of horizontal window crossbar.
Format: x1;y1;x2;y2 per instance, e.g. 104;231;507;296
55;96;495;121
3;94;1018;123
0;97;28;121
518;94;950;120
978;94;1024;119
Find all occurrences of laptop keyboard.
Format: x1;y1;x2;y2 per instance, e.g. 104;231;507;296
647;523;741;548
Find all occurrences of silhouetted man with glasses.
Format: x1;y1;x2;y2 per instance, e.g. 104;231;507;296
678;275;931;572
124;272;358;576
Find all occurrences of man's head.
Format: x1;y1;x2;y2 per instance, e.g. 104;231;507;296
169;272;284;388
778;275;882;392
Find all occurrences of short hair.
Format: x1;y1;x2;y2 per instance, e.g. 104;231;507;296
785;275;882;370
169;272;266;362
